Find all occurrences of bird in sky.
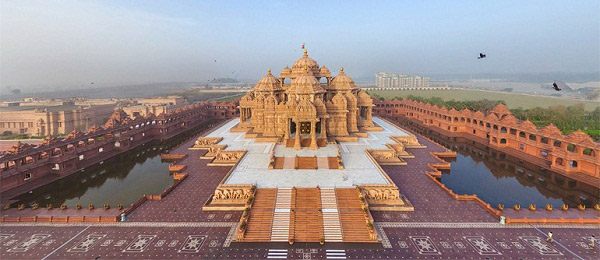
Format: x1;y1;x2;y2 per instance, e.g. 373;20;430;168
477;53;486;59
90;82;94;84
552;82;561;91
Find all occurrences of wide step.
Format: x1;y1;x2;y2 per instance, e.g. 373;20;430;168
321;188;343;242
271;188;292;241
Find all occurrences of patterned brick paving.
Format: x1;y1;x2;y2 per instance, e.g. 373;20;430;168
1;223;598;259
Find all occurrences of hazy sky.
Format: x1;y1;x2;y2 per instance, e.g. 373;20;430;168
1;0;599;91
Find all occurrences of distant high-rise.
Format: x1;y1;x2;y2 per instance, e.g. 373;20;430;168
375;72;430;89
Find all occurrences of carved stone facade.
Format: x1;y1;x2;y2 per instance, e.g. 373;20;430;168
236;50;375;150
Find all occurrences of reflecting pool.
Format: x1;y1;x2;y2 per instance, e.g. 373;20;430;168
11;119;218;207
402;120;599;208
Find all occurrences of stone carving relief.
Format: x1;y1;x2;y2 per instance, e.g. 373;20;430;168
209;150;246;165
368;149;405;165
211;184;255;204
391;136;425;148
360;185;404;207
191;137;223;149
203;144;227;159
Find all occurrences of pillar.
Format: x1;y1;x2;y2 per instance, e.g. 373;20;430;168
283;119;289;143
310;120;317;150
294;120;301;150
321;118;327;139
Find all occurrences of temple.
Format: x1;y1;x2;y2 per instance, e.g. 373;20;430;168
236;49;375;150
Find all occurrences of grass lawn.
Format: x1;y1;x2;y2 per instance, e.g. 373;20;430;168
367;89;600;111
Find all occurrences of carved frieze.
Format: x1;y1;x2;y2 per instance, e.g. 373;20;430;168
210;184;255;204
367;149;406;165
208;150;246;166
190;137;223;150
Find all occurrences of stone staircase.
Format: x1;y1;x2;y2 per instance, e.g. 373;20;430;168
270;188;292;242
292;188;324;242
320;188;343;242
243;188;277;242
242;188;375;243
336;188;373;242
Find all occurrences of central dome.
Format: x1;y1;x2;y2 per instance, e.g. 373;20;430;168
292;49;320;73
290;66;325;95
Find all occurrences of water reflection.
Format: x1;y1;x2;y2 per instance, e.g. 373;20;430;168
12;119;219;207
398;120;599;208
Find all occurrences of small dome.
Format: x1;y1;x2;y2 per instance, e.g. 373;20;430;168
330;67;357;90
292;49;319;73
290;66;325;95
319;66;330;74
254;69;281;92
282;66;292;74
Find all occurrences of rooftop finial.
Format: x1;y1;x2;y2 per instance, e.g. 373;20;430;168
340;66;344;72
268;68;271;73
303;49;308;56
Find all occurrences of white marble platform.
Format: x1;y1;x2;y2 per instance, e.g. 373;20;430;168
206;117;409;188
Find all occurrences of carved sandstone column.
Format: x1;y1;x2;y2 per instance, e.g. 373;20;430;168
294;120;301;150
321;117;327;139
283;119;290;143
310;120;317;150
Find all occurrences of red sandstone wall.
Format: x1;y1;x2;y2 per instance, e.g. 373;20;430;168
0;101;238;192
373;99;600;179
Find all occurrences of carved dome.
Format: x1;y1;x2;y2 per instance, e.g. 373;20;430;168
254;69;281;92
290;67;325;95
292;49;320;73
330;67;357;90
281;66;292;75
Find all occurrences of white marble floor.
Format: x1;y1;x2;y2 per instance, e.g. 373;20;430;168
206;117;409;188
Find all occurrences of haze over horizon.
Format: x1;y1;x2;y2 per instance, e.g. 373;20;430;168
1;0;599;92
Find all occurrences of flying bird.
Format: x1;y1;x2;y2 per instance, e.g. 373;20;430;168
477;53;486;59
552;82;561;91
90;82;94;84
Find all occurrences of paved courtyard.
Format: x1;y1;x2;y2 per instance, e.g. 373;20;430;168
2;118;599;259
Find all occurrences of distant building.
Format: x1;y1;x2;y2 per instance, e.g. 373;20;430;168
121;96;188;118
0;98;118;136
375;72;430;89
